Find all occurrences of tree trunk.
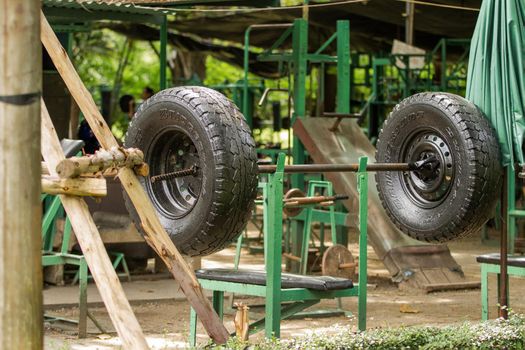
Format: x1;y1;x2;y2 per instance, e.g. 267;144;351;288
0;1;43;348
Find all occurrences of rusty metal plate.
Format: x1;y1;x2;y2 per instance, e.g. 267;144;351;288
283;188;305;217
322;244;355;280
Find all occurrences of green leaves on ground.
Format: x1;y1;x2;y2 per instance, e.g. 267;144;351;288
212;313;525;350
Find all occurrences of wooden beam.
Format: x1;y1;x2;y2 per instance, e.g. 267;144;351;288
0;1;42;348
41;100;149;349
56;147;145;178
42;176;107;197
40;11;230;344
42;161;121;178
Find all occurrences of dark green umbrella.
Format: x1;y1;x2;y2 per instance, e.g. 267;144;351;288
466;0;525;167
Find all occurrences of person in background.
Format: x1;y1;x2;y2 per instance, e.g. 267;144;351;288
111;94;136;142
78;119;100;154
119;94;136;119
141;86;154;101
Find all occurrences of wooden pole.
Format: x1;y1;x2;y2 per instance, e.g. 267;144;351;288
41;176;107;197
0;1;43;348
41;100;149;349
405;2;415;45
40;11;229;343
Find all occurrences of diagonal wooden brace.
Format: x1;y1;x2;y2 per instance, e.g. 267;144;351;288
41;101;149;349
40;11;229;344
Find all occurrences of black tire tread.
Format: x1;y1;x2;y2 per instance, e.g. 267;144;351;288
124;86;258;256
375;92;501;242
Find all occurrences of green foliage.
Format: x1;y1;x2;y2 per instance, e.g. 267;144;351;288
204;56;245;87
208;313;525;350
73;29;161;99
72;29;163;139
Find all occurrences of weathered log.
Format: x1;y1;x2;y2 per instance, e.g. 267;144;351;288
41;11;230;344
42;175;106;197
56;147;144;178
42;161;124;178
1;1;43;348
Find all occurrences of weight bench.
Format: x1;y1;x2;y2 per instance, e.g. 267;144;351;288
477;253;525;320
189;154;368;346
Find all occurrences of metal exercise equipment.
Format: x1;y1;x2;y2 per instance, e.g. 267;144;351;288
236;18;471;287
477;253;525;320
41;195;103;337
41;140;128;337
322;245;356;280
187;151;451;343
189;154;369;344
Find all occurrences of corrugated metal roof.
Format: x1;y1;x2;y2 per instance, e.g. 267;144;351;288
42;0;171;16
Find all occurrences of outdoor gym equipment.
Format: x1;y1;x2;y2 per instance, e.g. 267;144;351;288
127;89;501;255
124;86;258;257
376;92;502;242
322;244;356;280
188;153;369;343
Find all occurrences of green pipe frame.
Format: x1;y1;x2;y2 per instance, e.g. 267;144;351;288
189;153;368;345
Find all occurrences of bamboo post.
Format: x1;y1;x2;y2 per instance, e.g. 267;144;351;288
40;11;229;343
41;101;149;349
0;1;43;348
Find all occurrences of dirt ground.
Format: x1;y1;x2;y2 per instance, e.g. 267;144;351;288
43;231;525;349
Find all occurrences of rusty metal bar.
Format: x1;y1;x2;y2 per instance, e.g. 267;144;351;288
283;194;349;206
323;112;360;132
150;166;197;183
152;159;435;180
499;166;509;319
322;112;361;118
258;162;413;174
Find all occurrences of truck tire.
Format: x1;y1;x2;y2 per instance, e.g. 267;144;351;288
376;92;502;242
124;86;258;256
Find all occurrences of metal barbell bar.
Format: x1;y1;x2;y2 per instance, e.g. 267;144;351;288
149;156;438;183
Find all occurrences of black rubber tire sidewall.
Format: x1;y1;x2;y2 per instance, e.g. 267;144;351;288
124;87;258;256
376;92;501;242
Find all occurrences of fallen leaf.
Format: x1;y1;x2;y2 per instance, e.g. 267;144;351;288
399;304;420;314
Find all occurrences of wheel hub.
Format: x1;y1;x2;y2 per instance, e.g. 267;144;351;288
402;132;454;207
148;129;202;219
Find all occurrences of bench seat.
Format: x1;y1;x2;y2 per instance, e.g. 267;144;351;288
476;253;525;267
195;268;353;291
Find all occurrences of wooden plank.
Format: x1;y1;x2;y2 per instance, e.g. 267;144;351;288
0;1;42;348
41;100;149;350
40;11;229;343
42;176;106;197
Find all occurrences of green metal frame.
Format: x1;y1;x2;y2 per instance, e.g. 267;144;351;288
189;153;368;345
430;38;471;93
300;180;337;275
44;2;169;91
41;195;90;337
480;259;525;320
41;194;128;337
71;251;131;285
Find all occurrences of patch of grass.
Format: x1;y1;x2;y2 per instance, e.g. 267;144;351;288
210;313;525;350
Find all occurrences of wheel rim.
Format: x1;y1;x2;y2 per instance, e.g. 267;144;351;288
147;128;202;219
400;130;454;208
